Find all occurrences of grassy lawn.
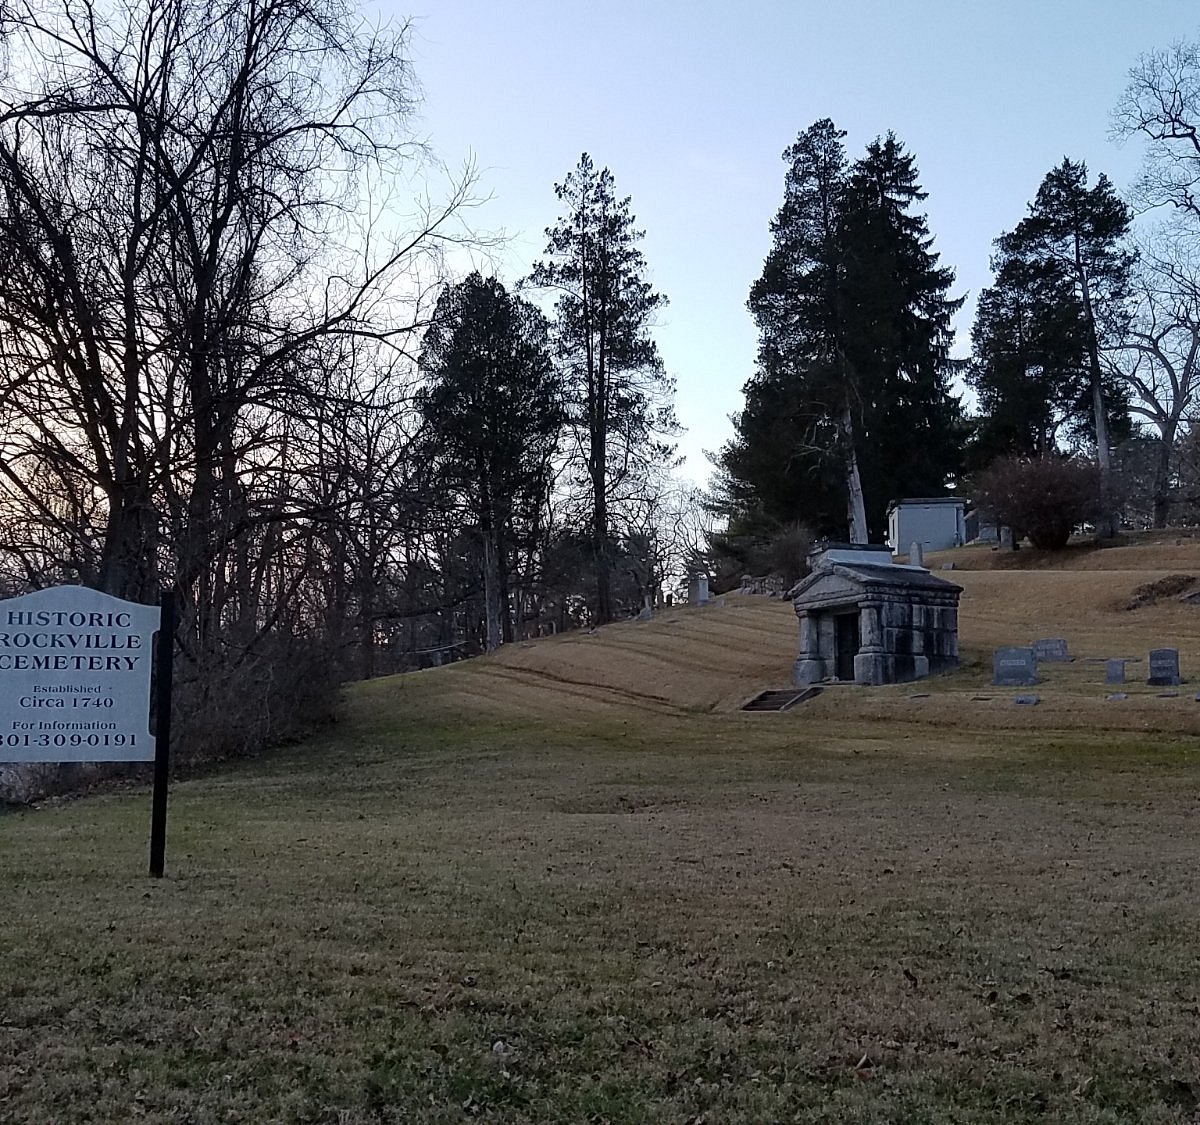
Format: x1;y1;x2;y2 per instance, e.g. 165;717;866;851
3;663;1200;1123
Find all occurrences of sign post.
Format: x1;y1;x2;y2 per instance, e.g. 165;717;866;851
0;585;174;875
149;590;174;877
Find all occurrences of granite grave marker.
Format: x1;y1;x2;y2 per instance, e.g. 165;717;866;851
993;646;1038;686
1148;647;1182;686
1033;638;1071;662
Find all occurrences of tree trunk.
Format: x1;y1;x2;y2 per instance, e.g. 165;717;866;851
842;405;869;543
497;537;514;645
593;496;611;625
1078;254;1118;539
99;485;158;601
591;396;612;624
482;533;502;653
1152;421;1178;529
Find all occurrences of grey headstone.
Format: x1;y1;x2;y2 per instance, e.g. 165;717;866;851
1105;659;1126;685
1148;647;1182;686
1000;526;1016;551
1014;694;1040;706
1105;692;1128;701
942;561;956;570
1033;638;1071;662
993;646;1038;686
909;541;924;567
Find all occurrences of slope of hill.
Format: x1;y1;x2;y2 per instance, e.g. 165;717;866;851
367;543;1200;739
4;542;1200;1124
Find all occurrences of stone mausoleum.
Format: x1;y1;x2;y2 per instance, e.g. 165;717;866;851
789;544;962;686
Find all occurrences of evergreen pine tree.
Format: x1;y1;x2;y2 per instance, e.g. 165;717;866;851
723;119;860;540
529;155;676;625
998;158;1134;534
418;273;563;649
966;251;1089;465
838;133;965;538
723;125;963;544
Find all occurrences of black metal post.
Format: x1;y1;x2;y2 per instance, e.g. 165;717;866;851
149;589;175;878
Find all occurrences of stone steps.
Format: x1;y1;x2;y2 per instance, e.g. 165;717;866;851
741;687;823;712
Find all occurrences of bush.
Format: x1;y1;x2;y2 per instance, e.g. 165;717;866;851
971;454;1103;550
707;519;814;589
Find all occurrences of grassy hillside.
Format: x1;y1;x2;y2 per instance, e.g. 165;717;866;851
3;541;1200;1123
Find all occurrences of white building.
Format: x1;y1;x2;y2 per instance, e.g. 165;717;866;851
886;497;966;556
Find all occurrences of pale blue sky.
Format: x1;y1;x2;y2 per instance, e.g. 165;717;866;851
385;0;1198;484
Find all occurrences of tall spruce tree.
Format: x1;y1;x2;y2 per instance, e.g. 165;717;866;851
967;245;1131;469
740;118;867;540
724;125;962;543
838;134;964;536
999;159;1134;534
966;252;1090;464
529;154;676;625
418;273;562;650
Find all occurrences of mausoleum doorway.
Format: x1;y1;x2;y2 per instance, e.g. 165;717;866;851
834;611;860;681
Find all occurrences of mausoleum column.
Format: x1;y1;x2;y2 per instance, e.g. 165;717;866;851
793;610;825;685
798;612;817;656
854;599;886;685
858;600;883;651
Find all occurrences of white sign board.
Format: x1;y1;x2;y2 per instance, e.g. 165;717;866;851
0;586;161;762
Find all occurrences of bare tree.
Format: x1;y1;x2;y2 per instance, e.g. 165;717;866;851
0;0;471;598
1111;41;1200;527
0;0;482;775
1114;36;1200;229
1104;241;1200;526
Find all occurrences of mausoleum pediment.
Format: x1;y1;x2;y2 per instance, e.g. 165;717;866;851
788;570;861;608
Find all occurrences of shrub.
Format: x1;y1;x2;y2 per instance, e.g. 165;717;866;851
708;519;814;589
971;454;1103;550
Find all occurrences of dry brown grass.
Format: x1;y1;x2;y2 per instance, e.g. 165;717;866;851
3;540;1200;1122
435;541;1200;739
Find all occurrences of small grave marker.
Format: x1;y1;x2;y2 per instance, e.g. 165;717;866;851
909;541;924;567
1105;659;1126;685
1105;692;1128;701
993;646;1038;686
1014;694;1040;706
1033;638;1071;662
1147;647;1182;686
